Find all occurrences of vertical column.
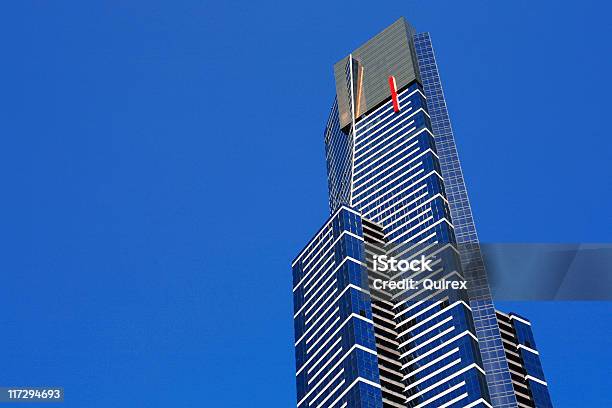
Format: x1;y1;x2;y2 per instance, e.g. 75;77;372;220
413;32;518;408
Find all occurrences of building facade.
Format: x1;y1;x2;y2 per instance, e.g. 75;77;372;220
292;18;552;408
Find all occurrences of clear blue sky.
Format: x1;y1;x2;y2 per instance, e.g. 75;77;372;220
1;1;611;407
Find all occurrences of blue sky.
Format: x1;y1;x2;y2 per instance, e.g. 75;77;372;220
1;1;611;406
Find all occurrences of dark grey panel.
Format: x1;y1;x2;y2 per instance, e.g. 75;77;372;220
333;17;420;129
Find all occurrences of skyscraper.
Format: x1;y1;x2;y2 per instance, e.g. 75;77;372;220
292;18;552;408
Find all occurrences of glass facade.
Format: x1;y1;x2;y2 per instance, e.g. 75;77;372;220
326;99;353;213
346;80;490;407
413;32;518;407
292;17;552;408
293;207;383;408
496;312;553;407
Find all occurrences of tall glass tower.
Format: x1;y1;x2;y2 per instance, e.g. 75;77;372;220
292;18;552;408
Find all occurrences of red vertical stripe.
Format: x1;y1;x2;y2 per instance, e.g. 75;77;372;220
388;76;400;112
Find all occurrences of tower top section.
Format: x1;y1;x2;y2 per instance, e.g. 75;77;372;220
333;17;421;129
